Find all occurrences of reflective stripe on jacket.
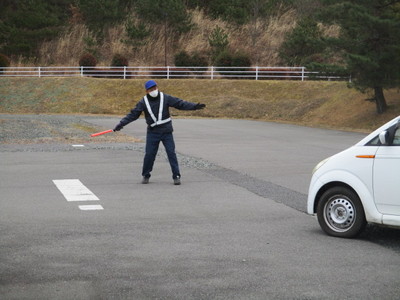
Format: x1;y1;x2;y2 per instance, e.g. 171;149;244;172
118;93;198;133
143;92;172;127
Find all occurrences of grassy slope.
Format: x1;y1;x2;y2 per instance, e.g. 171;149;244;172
1;77;399;132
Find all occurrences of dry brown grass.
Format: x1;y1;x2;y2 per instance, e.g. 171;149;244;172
33;8;298;67
39;24;91;66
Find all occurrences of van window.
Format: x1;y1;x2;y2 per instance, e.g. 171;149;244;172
367;128;400;146
366;135;380;146
393;128;400;145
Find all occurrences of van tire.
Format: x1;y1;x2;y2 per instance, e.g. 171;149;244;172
317;186;366;238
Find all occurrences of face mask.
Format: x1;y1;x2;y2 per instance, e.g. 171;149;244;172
149;89;159;98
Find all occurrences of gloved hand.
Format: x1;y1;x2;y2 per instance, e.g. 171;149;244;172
113;123;124;132
195;103;206;110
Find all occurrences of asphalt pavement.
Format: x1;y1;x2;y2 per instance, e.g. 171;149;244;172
1;116;399;299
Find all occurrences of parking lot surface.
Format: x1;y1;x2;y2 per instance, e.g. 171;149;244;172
1;116;399;299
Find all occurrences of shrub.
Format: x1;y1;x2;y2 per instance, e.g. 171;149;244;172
79;53;97;66
111;54;128;67
232;52;251;68
0;54;10;74
279;18;325;66
174;50;208;67
190;52;208;67
214;50;234;67
209;26;229;62
0;54;11;72
174;50;208;78
123;20;150;50
174;51;192;66
215;51;252;79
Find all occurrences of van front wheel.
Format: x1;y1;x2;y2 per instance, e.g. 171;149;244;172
317;187;366;238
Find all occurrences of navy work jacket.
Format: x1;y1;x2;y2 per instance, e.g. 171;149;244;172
119;92;198;133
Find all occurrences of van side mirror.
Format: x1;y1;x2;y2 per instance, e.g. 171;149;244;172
379;131;388;145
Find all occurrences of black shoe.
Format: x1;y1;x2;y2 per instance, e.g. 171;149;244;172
142;177;149;184
173;177;181;185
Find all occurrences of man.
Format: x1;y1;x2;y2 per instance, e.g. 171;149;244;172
113;80;206;185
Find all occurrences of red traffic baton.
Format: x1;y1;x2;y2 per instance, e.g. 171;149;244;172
90;129;113;137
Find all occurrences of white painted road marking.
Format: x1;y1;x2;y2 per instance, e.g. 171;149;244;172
79;205;104;211
53;179;100;201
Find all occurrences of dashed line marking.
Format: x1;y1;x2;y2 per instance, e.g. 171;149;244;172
79;205;104;211
53;179;100;203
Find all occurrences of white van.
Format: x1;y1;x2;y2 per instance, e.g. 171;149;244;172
308;116;400;238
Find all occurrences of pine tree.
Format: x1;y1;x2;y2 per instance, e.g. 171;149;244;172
317;0;400;114
0;0;71;58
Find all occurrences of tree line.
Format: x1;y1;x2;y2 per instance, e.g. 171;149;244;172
0;0;399;113
0;0;292;57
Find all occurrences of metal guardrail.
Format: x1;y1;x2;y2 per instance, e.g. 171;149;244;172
0;66;350;81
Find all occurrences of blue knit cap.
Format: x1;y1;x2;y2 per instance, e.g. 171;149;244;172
145;80;157;90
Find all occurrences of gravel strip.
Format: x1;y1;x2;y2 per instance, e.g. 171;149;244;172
0;114;139;145
0;114;217;170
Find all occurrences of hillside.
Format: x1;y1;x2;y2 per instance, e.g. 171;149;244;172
1;78;399;132
0;1;305;67
5;8;298;68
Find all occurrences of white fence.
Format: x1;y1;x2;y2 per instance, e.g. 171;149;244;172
0;66;350;81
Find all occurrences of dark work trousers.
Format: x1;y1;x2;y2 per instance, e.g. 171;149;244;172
142;131;181;179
